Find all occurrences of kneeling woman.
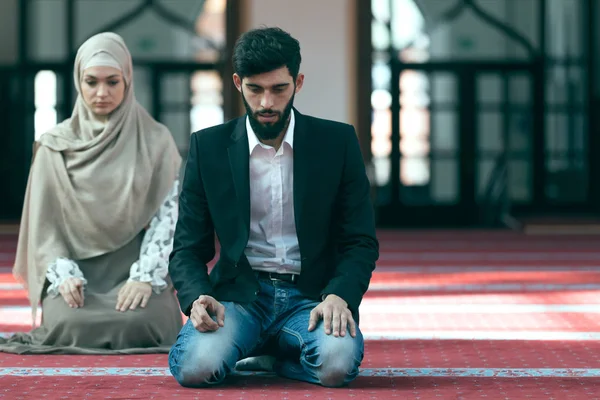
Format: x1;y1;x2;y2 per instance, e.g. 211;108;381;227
0;32;183;354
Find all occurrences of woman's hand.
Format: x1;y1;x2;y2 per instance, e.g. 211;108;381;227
116;281;152;312
59;277;84;308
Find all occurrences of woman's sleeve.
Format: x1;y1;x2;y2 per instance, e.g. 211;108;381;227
46;258;87;297
128;180;179;294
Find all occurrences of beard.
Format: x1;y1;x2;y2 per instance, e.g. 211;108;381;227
242;91;295;141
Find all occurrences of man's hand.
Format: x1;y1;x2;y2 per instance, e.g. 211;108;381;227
190;295;225;332
308;294;356;337
59;277;84;308
116;281;152;312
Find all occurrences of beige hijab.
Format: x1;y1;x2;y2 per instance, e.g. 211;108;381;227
14;32;182;319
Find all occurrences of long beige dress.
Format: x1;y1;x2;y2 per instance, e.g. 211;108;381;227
0;232;182;354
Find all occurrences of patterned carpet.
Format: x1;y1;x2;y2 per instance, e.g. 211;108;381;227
1;230;600;399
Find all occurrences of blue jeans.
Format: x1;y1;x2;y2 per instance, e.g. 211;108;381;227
168;276;364;387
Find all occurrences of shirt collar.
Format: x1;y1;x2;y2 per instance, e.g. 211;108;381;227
246;109;295;155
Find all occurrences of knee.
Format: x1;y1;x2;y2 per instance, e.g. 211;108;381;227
51;309;93;335
53;313;82;330
305;338;363;388
168;341;229;387
171;363;226;388
119;311;153;334
318;352;361;387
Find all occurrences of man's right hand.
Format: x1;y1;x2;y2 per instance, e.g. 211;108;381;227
190;295;225;332
59;277;84;308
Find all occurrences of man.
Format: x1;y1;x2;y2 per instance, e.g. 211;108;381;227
168;27;379;388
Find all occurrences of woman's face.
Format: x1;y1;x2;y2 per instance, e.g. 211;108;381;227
80;66;125;116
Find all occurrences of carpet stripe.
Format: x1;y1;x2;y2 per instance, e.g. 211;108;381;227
358;304;600;313
368;283;600;291
373;266;600;272
0;284;20;290
378;252;600;261
361;331;600;340
2;367;600;377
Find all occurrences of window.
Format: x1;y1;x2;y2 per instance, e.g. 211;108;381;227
34;71;58;141
371;0;430;187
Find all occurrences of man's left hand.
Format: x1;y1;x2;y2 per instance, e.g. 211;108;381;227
116;281;152;312
308;294;356;337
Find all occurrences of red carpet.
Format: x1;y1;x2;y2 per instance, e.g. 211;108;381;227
1;375;597;399
2;230;600;399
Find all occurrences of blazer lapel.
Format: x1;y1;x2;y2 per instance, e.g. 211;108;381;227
227;118;251;237
293;109;310;237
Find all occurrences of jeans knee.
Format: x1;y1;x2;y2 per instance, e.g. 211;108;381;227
172;365;226;387
317;352;360;387
318;370;350;388
303;339;362;387
169;345;228;387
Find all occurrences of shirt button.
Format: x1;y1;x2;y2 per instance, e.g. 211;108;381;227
234;263;238;267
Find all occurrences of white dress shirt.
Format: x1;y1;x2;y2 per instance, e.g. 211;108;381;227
243;110;301;275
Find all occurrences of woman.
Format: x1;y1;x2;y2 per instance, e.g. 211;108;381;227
0;32;183;354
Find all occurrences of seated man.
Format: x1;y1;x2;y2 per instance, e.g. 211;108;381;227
168;26;379;387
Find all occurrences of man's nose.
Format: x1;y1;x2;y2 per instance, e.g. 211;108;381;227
260;92;274;109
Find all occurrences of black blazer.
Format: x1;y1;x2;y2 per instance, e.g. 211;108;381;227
169;109;379;317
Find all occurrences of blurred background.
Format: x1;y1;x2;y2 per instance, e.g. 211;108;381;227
0;0;594;231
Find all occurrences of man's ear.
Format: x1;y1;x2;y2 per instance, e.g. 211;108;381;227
294;73;305;93
233;73;243;92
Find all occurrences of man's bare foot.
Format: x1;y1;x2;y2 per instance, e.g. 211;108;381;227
235;355;276;372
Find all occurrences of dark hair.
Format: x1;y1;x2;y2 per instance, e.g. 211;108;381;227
232;27;301;80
